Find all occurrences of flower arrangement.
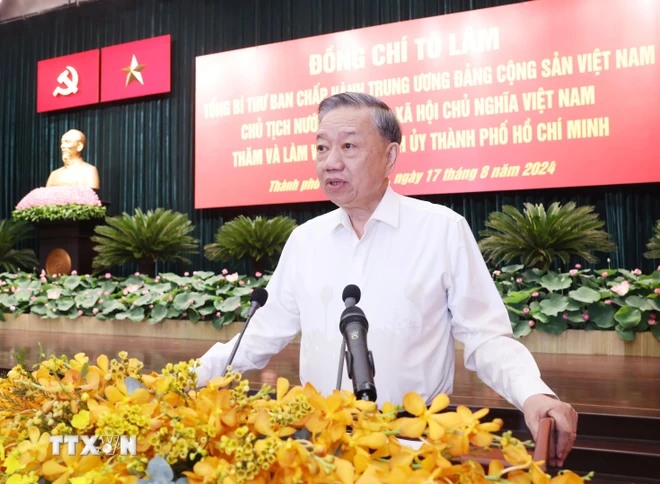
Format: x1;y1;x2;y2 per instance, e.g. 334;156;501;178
12;187;106;223
492;265;660;341
0;271;268;326
0;352;589;483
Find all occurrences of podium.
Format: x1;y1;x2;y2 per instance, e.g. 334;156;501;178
36;220;100;275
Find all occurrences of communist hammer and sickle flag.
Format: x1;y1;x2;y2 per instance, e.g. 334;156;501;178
52;66;79;96
37;49;100;113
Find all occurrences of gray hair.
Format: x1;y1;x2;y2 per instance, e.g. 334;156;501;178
318;92;402;144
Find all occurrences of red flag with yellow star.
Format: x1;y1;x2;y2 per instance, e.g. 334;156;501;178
100;34;171;102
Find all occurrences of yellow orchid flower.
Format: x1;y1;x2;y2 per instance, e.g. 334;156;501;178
71;409;91;430
393;392;450;440
6;473;40;484
42;454;102;484
551;470;589;483
501;431;534;466
17;427;51;466
4;448;26;474
334;456;355;484
0;352;587;483
530;460;552;484
505;469;533;483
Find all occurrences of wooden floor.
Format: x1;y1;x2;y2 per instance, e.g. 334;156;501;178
1;329;659;418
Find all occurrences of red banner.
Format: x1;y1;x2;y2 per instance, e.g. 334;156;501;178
100;35;171;102
36;49;100;113
194;0;660;209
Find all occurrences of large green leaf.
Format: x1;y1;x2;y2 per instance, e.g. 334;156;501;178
539;293;569;317
513;320;533;338
149;304;168;324
651;324;660;340
539;273;572;291
216;295;241;313
188;308;201;324
568;287;601;304
588;303;616;329
198;306;215;316
173;292;194;311
615;326;636;341
100;300;128;316
532;311;550;323
74;289;102;309
230;286;252;297
0;294;17;307
501;264;524;273
133;294;156;307
624;295;653;311
30;304;47;316
614;306;642;329
116;307;145;322
63;276;83;290
56;298;75;311
536;318;568;335
14;288;32;302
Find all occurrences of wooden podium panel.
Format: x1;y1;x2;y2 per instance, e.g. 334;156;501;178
36;220;98;275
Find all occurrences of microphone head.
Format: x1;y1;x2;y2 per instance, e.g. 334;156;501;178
340;306;368;333
342;284;361;305
250;287;269;307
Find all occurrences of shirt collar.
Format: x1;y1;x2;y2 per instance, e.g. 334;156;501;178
332;185;401;233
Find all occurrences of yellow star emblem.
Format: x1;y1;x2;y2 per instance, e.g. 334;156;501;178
121;54;146;86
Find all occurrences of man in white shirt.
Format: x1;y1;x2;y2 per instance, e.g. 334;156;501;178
198;92;578;466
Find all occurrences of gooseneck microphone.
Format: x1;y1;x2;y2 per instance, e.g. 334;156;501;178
223;287;268;376
339;285;377;402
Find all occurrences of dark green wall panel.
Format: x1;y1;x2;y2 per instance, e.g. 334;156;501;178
0;0;657;273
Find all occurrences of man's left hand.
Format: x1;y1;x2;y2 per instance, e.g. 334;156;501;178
523;393;578;467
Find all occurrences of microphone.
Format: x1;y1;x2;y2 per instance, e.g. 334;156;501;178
223;287;268;376
342;284;361;307
339;291;377;402
336;284;361;390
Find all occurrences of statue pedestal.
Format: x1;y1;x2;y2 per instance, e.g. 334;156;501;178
36;220;99;275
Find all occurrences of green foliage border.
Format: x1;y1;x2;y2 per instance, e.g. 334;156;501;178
0;271;268;328
12;204;107;223
0;267;658;342
493;265;660;341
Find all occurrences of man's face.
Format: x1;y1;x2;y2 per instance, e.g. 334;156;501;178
60;131;81;164
315;106;397;212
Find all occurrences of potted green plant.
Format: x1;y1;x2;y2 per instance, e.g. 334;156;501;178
478;201;616;270
91;208;199;276
204;215;297;274
643;220;660;260
0;219;39;272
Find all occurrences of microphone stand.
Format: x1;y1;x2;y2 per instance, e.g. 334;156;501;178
223;288;268;377
336;339;346;391
223;322;250;377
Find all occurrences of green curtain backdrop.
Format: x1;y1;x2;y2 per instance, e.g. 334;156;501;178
0;0;657;273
